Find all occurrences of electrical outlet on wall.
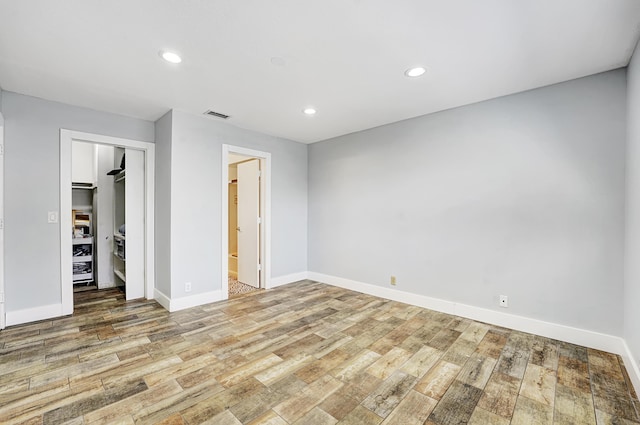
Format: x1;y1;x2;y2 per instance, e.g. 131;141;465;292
185;282;192;293
390;276;397;286
499;295;508;308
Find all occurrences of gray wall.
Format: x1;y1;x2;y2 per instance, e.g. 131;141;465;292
154;111;173;296
625;42;640;368
168;110;308;298
1;92;154;312
309;70;626;336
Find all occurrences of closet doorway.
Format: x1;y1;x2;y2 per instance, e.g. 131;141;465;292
222;145;271;298
60;130;155;316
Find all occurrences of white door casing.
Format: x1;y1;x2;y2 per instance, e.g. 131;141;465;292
221;144;271;299
0;113;5;329
237;159;260;288
60;130;155;315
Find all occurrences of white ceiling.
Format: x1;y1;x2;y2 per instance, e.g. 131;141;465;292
1;1;639;144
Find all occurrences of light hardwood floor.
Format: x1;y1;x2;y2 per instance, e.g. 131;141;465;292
1;281;638;424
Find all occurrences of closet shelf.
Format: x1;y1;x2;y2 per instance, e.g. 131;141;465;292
114;170;126;183
72;183;96;190
114;269;126;282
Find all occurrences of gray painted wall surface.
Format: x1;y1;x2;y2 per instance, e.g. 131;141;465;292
625;43;640;368
1;92;154;312
169;110;308;298
154;111;173;296
309;70;626;336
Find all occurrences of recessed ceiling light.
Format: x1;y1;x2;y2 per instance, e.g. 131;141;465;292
159;50;182;64
405;66;426;77
303;108;317;116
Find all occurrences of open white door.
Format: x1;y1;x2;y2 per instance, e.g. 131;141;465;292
237;159;260;288
125;149;145;300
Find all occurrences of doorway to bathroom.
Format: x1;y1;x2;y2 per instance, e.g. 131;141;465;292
221;145;271;298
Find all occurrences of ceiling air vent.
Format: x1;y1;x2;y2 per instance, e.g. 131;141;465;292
204;110;230;120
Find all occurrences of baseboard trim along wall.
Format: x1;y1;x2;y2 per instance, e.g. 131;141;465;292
269;271;309;288
153;289;222;312
622;341;640;397
6;303;65;327
307;271;640;393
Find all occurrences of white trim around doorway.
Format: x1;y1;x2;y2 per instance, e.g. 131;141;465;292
0;113;4;329
60;129;155;315
221;145;271;299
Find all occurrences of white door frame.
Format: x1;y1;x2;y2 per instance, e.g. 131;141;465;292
221;144;271;298
0;113;5;329
60;129;155;315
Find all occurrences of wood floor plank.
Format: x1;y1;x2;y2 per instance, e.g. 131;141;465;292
330;349;381;381
215;353;283;387
336;405;383;425
530;337;559;371
43;378;148;425
83;380;183;424
176;378;263;425
511;395;554;425
467;407;511;425
228;374;305;423
557;355;591;393
379;390;436;425
318;388;361;421
477;371;521;419
0;379;104;424
399;345;442;378
457;353;497;390
292;406;338;425
553;383;596;425
361;370;417;418
520;364;557;407
246;410;288;425
414;359;462;400
426;380;484;425
272;374;343;423
365;346;413;380
253;353;313;386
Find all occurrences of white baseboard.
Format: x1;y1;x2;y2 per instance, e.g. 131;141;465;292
153;289;171;311
6;303;65;327
269;271;309;288
621;341;640;397
154;288;222;312
97;281;116;290
307;272;627;356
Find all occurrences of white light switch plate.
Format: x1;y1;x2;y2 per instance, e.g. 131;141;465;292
48;211;58;223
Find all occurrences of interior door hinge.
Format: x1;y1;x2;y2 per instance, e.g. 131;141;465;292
257;216;261;224
258;263;262;271
0;293;4;303
0;218;4;229
0;145;4;155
